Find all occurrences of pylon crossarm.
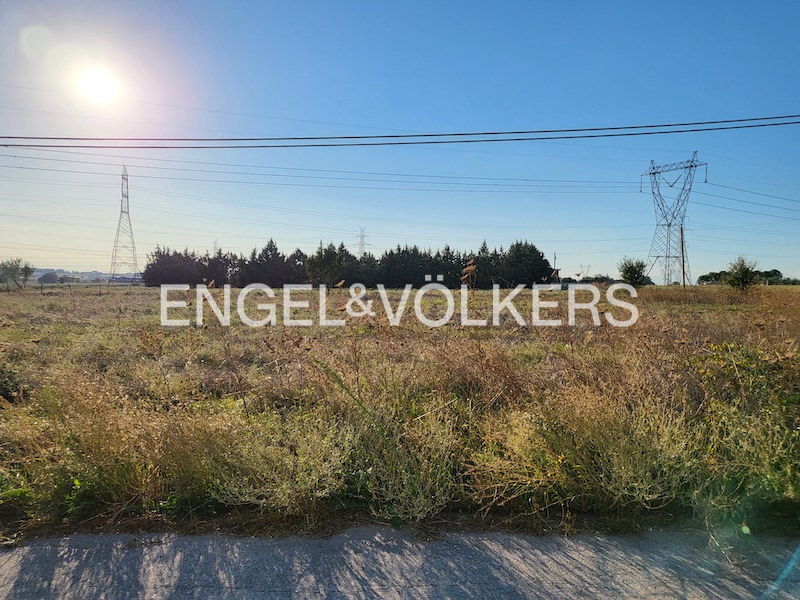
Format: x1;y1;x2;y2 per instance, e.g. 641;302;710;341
642;151;706;176
645;153;701;285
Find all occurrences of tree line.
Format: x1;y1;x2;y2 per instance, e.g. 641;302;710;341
141;240;555;288
697;266;799;286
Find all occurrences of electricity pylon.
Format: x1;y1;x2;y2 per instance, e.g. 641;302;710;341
357;227;366;258
643;152;706;285
109;166;139;282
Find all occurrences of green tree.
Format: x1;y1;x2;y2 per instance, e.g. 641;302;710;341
241;239;289;287
141;247;202;286
306;243;344;285
0;258;35;290
582;274;614;284
202;249;238;286
337;243;361;285
356;253;379;287
725;256;759;293
504;241;551;285
286;249;308;283
38;271;59;284
759;269;783;285
697;271;727;285
617;257;651;288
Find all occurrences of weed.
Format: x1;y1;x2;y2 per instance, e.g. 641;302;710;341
0;285;797;532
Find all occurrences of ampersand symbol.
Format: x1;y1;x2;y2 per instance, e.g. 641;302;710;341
346;283;375;317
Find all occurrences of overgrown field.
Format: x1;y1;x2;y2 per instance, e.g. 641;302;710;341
0;285;798;536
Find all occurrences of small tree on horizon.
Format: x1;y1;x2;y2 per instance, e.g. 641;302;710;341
725;256;759;293
618;257;650;288
0;258;35;290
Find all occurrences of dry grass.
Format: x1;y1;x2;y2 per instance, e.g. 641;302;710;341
0;284;798;535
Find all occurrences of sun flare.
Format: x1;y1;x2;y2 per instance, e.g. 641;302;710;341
76;67;120;104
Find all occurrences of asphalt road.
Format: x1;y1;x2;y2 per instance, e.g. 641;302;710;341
1;527;798;599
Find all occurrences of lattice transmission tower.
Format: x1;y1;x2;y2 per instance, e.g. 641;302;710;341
643;152;707;286
357;227;366;258
109;166;139;282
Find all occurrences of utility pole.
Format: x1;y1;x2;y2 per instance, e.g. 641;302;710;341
109;166;139;283
551;252;561;283
643;152;705;285
680;224;687;289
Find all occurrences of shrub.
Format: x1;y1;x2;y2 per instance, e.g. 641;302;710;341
358;410;461;521
180;411;356;514
469;391;700;515
725;256;759;293
0;363;26;402
690;343;800;520
618;257;652;288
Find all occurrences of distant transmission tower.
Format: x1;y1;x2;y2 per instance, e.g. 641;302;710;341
109;166;139;282
643;152;706;285
357;227;366;258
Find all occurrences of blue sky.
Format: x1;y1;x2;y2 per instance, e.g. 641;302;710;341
1;0;798;279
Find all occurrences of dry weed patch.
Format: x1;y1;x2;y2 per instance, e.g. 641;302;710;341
0;285;797;534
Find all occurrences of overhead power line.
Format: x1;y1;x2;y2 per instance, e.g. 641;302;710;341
691;235;800;247
8;147;638;184
690;199;800;221
0;153;636;188
694;190;800;213
2;117;800;149
3;157;799;223
3;113;799;141
0;163;639;194
5;80;795;152
705;182;800;204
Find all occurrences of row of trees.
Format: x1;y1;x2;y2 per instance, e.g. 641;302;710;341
697;266;799;286
2;251;794;292
142;240;554;288
142;243;799;291
616;257;800;291
699;258;800;291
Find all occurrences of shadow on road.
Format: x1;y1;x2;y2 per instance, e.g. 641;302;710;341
1;527;797;599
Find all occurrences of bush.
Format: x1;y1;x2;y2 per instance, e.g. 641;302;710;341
469;391;699;515
185;412;356;514
0;363;26;402
725;256;759;292
358;411;461;521
690;343;800;519
468;343;799;523
618;257;652;288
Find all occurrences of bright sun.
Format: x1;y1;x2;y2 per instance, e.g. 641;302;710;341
76;67;120;104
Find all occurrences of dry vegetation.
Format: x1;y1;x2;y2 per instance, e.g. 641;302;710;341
0;285;798;537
